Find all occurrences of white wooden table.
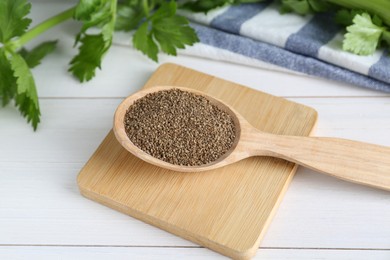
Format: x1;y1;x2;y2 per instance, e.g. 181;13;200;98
1;1;389;259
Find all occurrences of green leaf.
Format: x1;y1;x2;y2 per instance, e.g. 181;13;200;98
133;22;159;61
372;15;383;27
152;16;198;55
281;0;311;15
233;0;266;3
150;1;177;21
115;4;144;31
75;1;112;41
70;0;116;82
74;0;103;21
10;53;38;107
0;0;32;43
335;9;363;26
9;52;40;130
335;9;355;26
0;49;17;106
14;91;41;130
383;31;390;46
281;0;330;15
343;13;385;55
69;34;107;82
133;1;199;61
180;0;231;13
308;0;330;12
18;40;57;69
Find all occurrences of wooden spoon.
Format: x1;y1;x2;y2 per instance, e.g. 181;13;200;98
114;86;390;191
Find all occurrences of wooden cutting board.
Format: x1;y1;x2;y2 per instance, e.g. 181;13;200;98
77;63;318;259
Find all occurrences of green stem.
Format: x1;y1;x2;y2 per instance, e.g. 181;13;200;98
326;0;390;27
10;6;76;50
110;0;117;27
142;0;150;16
103;0;117;45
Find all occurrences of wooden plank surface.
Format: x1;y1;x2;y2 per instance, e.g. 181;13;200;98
1;247;390;260
77;64;317;259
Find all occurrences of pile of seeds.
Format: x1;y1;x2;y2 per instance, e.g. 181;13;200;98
124;89;236;166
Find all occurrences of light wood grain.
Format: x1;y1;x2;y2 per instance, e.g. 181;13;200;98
257;134;390;191
77;63;317;259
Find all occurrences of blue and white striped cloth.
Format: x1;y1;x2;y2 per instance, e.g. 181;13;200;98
178;2;390;92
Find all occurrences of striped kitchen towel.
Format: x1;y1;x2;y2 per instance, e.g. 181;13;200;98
179;2;390;92
113;2;390;92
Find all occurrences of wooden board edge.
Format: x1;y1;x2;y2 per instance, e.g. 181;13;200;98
76;130;113;186
76;63;320;259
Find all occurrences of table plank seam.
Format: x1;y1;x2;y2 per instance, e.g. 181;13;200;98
1;245;389;251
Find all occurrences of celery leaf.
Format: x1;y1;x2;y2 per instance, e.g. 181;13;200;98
115;3;144;31
335;9;362;26
10;53;40;130
0;49;16;106
19;41;57;68
0;0;32;43
70;0;116;82
133;1;198;61
74;0;103;20
281;0;330;15
308;0;330;12
383;31;390;46
151;2;198;55
69;34;106;82
281;0;311;15
180;0;231;13
133;22;159;61
343;13;385;55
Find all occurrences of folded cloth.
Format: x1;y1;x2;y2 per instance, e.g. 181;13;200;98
177;2;390;92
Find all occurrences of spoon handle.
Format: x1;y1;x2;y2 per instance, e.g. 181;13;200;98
261;135;390;191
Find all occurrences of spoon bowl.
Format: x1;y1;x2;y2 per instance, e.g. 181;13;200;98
114;86;246;172
114;86;390;191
